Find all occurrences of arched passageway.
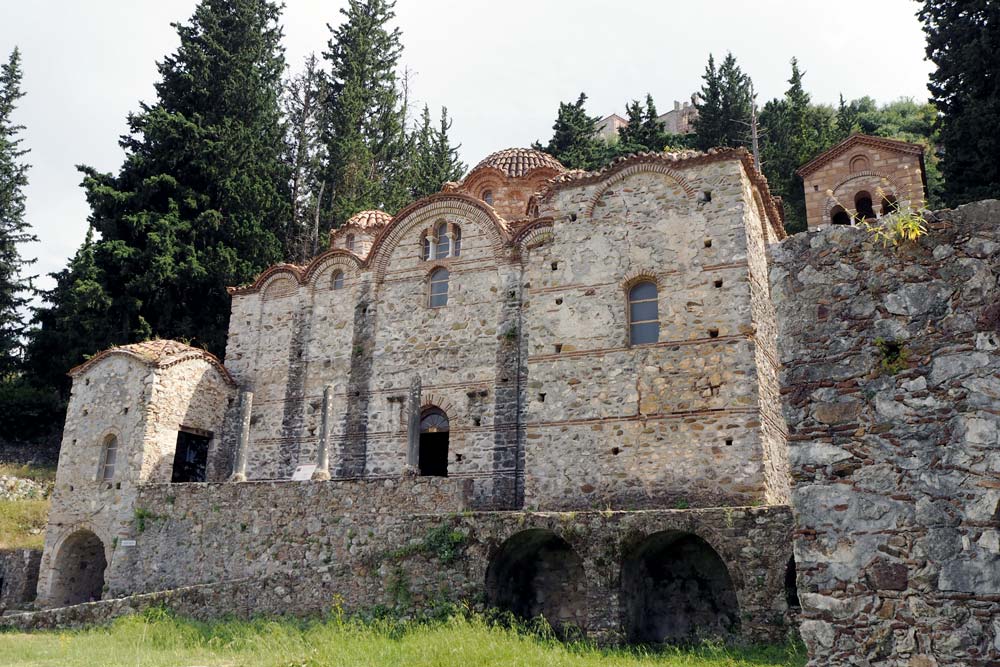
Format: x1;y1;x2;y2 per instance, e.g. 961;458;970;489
418;407;449;477
621;531;740;644
49;529;107;606
831;205;852;226
485;529;587;634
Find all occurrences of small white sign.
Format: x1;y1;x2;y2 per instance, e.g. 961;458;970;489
292;464;317;481
120;539;137;547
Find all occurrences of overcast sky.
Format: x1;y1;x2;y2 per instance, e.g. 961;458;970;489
2;0;932;289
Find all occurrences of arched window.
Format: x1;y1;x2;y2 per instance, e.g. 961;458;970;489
345;234;355;252
331;270;345;290
482;190;494;206
849;154;870;173
880;194;898;216
99;435;118;481
830;206;851;226
628;281;659;345
855;191;876;220
422;234;431;261
418;408;449;476
429;267;449;308
452;225;462;257
434;222;450;259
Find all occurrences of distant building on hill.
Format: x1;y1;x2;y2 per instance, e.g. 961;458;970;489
595;95;700;143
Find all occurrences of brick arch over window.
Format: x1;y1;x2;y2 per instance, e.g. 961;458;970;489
585;164;697;219
259;271;301;302
420;395;456;418
302;252;363;291
367;195;509;284
512;220;555;257
823;171;902;221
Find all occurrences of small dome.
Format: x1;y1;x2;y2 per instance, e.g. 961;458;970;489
468;148;566;179
344;210;392;229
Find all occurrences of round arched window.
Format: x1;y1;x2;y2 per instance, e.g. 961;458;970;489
628;281;659;346
332;270;345;290
429;267;449;307
482;190;494;206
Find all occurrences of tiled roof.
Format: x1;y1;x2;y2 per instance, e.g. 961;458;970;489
796;134;926;178
68;339;235;385
343;209;392;230
468;148;566;179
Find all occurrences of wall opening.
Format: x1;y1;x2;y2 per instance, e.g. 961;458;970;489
784;556;801;609
418;408;449;477
171;429;211;483
880;194;898;216
485;529;587;635
855;191;877;220
49;529;107;606
621;531;740;644
830;205;851;226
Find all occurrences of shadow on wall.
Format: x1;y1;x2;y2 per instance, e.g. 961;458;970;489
485;529;587;636
49;529;107;606
621;530;740;644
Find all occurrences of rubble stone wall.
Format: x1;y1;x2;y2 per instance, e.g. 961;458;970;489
0;549;41;609
771;200;1000;666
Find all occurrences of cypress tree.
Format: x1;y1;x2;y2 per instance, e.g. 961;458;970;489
411;105;465;200
0;47;36;377
285;53;329;261
617;94;669;153
919;1;1000;204
321;0;410;225
694;52;753;150
28;0;291;364
533;92;608;170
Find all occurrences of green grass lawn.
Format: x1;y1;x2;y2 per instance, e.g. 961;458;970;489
0;612;806;667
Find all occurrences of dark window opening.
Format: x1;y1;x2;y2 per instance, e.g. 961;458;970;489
418;408;449;477
855;191;877;220
171;430;211;483
831;206;851;226
704;239;712;248
880;194;898;216
785;557;801;609
708;328;719;338
714;279;723;288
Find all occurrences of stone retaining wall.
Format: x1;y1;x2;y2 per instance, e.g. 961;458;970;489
771;200;1000;666
0;549;41;610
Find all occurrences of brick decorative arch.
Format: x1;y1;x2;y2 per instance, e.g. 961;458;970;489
368;195;510;284
823;171;903;220
620;270;662;292
420;395;455;420
302;252;364;289
512;219;554;256
260;272;299;302
585;164;697;219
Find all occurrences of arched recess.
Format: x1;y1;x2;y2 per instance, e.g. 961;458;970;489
259;273;299;302
485;529;587;634
300;250;363;288
418;407;449;476
830;205;852;226
367;195;510;285
49;529;108;606
585;164;696;220
621;530;740;643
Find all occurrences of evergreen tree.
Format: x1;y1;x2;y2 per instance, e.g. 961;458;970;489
321;0;411;225
533;92;608;170
410;105;465;200
919;1;1000;205
285;53;329;261
0;47;36;377
694;52;753;150
835;94;859;140
617;94;669;153
27;0;291;365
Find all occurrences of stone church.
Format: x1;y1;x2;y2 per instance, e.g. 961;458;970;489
28;146;798;643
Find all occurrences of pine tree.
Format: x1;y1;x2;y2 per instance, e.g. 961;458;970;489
694;53;753;150
285;53;329;261
0;47;37;377
321;0;410;225
410;105;465;200
27;0;291;365
533;93;607;170
617;94;669;153
919;1;1000;205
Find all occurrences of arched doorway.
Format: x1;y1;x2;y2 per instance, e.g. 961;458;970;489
855;191;877;220
621;531;740;644
419;408;449;476
485;529;587;634
50;529;107;606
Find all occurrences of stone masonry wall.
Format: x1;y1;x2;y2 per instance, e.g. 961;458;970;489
772;200;1000;666
0;549;41;610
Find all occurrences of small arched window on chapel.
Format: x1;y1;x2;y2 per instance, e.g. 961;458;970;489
628;281;659;346
345;234;355;252
482;190;494;206
332;270;345;290
434;222;450;259
99;435;118;481
429;267;449;308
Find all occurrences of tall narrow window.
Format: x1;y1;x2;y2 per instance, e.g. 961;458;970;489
434;222;450;259
345;234;355;252
628;281;659;345
332;270;345;290
429;267;449;308
452;226;462;257
100;435;118;481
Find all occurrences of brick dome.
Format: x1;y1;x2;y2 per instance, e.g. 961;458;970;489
344;209;392;229
468;148;565;179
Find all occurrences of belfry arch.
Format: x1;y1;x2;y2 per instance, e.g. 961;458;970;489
48;529;108;606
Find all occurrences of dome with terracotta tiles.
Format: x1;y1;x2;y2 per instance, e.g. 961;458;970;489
344;209;392;229
468;148;565;179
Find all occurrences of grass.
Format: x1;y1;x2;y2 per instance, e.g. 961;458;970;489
0;498;49;549
0;612;806;667
0;463;57;483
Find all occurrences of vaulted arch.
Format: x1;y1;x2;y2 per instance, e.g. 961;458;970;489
585;164;697;219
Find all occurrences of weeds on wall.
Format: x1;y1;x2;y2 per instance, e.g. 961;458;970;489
874;337;909;375
826;175;928;247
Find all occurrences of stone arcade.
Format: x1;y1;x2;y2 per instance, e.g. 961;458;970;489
21;147;799;643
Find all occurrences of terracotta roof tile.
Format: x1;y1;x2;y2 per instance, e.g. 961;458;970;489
467;148;566;179
69;339;235;385
343;209;392;230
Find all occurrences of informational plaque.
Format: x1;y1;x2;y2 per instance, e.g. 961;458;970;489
120;539;137;547
291;464;317;481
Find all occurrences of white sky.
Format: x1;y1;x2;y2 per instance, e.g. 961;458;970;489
2;0;932;289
